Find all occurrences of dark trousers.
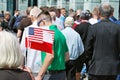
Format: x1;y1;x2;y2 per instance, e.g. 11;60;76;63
66;60;76;80
43;70;66;80
88;74;117;80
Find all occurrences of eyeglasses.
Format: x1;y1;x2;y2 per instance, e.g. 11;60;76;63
37;18;46;26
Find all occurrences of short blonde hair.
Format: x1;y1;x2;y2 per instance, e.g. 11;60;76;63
0;31;23;69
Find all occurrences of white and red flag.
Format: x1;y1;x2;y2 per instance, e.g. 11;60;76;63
25;27;54;53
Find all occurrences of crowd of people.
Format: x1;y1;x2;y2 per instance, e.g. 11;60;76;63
0;2;120;80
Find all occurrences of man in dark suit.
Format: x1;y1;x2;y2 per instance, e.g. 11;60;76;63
85;3;120;80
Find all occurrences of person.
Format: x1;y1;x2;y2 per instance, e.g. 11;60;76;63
55;8;65;30
9;10;20;33
17;7;32;43
36;11;69;80
109;6;117;23
62;16;84;80
72;9;81;29
68;12;76;20
69;9;74;15
109;6;120;25
48;7;64;31
74;10;91;80
1;11;11;31
74;10;91;45
60;8;66;23
89;6;99;25
0;10;4;19
20;7;42;76
85;3;120;80
0;31;34;80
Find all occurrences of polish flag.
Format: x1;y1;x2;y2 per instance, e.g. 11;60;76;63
25;27;54;53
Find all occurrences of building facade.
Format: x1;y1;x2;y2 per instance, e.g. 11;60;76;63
0;0;119;19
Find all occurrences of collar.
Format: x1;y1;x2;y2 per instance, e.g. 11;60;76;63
100;18;111;22
32;20;38;26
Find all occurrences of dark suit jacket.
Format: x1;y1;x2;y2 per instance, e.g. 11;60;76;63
85;19;120;75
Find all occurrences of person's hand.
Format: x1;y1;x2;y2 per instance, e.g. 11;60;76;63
19;66;35;80
22;66;32;73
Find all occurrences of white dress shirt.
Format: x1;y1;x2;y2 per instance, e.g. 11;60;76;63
20;21;42;73
62;27;84;60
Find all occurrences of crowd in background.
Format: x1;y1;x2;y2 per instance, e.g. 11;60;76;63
0;2;120;80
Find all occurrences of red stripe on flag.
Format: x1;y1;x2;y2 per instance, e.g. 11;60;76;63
30;41;53;53
25;37;29;48
25;27;54;53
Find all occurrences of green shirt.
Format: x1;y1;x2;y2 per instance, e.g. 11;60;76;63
41;25;68;70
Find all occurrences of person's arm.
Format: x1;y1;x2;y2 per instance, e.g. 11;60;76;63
36;52;54;80
17;29;22;40
84;26;94;60
20;28;27;66
0;27;2;31
65;51;69;61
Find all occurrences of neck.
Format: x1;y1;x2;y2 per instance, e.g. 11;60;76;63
93;15;99;19
45;21;52;26
100;17;109;20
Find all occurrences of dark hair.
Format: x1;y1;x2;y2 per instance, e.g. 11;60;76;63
48;7;56;12
79;10;91;20
26;6;33;15
37;11;52;22
14;10;19;13
40;6;49;12
56;9;61;18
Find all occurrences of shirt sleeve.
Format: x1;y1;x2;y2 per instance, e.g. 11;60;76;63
20;27;27;57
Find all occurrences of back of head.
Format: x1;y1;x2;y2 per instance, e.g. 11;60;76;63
79;10;91;20
0;31;23;69
69;9;74;13
69;12;76;18
76;9;81;16
92;6;99;16
56;9;61;18
65;17;74;27
26;6;33;16
48;7;56;20
37;11;52;23
4;11;11;17
40;6;49;12
99;3;113;18
30;7;42;18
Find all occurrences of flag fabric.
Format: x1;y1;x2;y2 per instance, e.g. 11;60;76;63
25;27;54;53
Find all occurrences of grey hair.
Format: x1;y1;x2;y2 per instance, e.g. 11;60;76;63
99;3;113;18
65;17;74;28
0;31;23;69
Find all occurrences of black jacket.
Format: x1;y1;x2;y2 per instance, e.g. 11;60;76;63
0;69;32;80
85;19;120;75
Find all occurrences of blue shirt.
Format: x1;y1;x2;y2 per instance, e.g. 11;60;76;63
62;27;84;60
60;15;65;22
109;16;120;25
109;16;117;23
